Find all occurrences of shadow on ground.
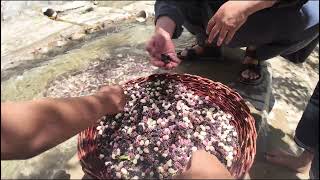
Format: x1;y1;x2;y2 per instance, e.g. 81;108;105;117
273;76;311;111
249;121;301;179
174;46;275;112
12;138;77;179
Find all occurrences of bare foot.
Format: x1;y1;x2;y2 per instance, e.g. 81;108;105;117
240;56;261;82
180;44;204;57
265;149;313;174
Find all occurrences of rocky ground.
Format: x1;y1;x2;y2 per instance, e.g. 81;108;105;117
1;1;319;179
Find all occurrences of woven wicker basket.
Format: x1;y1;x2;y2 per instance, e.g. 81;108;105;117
78;73;257;179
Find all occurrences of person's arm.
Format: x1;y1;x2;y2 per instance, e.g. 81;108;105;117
146;1;190;69
1;85;126;160
207;1;277;46
154;0;184;39
155;16;176;41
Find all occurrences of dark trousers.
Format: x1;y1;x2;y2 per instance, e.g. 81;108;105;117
293;82;319;179
177;1;319;61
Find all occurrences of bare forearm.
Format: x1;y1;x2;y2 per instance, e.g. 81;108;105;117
155;16;176;38
1;93;109;159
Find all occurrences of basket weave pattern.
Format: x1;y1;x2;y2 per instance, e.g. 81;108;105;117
78;73;257;179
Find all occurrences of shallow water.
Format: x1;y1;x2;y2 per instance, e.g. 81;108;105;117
1;22;155;102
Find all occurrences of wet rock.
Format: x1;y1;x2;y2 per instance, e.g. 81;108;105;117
70;32;86;40
135;10;148;23
51;170;70;179
32;47;49;55
84;7;94;13
42;8;58;20
84;27;95;34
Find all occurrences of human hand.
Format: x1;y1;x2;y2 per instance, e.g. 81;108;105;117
145;29;181;69
206;1;250;46
97;85;127;115
175;150;233;179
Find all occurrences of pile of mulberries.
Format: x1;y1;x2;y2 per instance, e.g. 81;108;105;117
95;78;239;179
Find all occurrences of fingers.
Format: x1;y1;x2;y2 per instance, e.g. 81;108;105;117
98;85;126;114
224;29;236;45
146;39;157;57
151;58;178;70
150;57;165;67
165;62;177;70
217;25;228;46
146;33;181;69
206;17;216;35
165;54;181;69
207;23;221;44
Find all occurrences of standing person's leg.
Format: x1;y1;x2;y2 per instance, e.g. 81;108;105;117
310;144;319;179
266;82;319;176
